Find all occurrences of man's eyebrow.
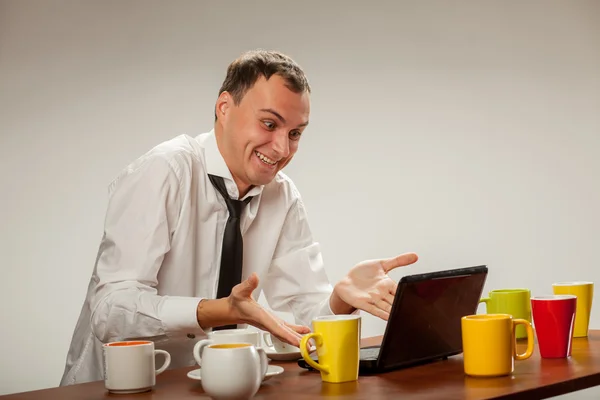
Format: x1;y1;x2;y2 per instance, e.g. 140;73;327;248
259;108;286;124
259;108;309;128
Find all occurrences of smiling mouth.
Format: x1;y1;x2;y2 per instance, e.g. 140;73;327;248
255;151;277;166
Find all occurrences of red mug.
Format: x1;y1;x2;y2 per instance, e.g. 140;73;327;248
531;295;577;358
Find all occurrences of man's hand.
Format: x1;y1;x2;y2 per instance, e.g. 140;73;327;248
196;273;310;347
330;252;419;320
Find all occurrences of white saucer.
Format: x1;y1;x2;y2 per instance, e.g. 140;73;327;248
187;365;284;382
265;350;302;361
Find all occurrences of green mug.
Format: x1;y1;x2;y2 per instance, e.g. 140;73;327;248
479;289;532;339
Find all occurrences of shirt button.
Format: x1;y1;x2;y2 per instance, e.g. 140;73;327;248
187;333;195;339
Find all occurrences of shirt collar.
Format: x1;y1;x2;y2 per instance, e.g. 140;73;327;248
198;129;264;201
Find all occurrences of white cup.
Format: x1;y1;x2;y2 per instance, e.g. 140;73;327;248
261;332;299;353
198;343;269;399
102;340;171;394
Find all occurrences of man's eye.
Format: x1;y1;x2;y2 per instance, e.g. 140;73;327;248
263;121;275;130
289;131;302;140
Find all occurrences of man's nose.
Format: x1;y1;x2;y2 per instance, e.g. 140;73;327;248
272;131;290;159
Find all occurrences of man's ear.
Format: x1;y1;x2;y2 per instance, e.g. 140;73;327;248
215;92;232;121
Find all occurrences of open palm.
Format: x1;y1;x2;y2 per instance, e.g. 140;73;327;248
333;253;419;320
229;273;311;347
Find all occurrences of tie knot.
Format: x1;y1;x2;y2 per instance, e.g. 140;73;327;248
208;174;251;219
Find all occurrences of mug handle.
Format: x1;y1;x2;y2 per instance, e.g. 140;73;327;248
261;332;274;348
479;297;490;312
300;333;329;374
193;339;214;366
512;319;534;360
154;349;171;375
255;347;269;378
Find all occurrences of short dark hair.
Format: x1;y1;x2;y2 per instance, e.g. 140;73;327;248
215;49;311;119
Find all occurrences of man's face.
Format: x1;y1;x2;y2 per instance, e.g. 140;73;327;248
216;74;310;194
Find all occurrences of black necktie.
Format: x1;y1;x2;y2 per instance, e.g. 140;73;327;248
208;174;250;330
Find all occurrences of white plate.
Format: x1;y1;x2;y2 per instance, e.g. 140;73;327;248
265;350;302;361
187;365;284;382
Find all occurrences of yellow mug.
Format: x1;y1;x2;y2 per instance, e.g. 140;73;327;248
461;314;534;377
300;315;361;383
553;281;594;337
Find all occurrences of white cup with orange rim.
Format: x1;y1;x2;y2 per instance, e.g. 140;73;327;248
102;340;171;394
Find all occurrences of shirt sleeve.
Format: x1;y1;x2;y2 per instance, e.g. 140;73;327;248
89;155;206;343
261;194;337;327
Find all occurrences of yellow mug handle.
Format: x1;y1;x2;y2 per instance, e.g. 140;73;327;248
512;318;535;360
479;297;490;312
300;333;330;374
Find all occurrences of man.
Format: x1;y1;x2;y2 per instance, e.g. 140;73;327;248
60;49;418;385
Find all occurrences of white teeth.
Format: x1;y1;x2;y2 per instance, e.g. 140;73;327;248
255;151;276;165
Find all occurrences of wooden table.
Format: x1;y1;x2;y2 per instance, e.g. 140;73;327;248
4;331;600;399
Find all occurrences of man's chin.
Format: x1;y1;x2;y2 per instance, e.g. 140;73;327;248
250;172;278;187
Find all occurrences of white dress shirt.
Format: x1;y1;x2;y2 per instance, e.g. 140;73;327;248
60;130;335;385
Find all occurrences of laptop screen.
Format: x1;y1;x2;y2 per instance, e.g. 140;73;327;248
377;267;487;369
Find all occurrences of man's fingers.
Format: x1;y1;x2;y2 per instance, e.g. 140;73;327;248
285;322;312;335
257;310;304;347
382;293;395;308
376;299;392;313
364;303;390;321
381;252;418;273
236;295;305;347
272;324;304;347
249;319;303;347
370;292;392;313
379;279;397;301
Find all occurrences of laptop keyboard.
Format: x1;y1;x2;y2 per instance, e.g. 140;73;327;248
360;346;381;361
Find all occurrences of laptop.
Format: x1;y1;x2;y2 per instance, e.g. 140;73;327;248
298;265;488;374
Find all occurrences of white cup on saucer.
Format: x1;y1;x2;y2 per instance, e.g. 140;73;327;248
189;328;285;384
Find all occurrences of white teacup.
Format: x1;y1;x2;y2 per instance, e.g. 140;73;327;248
261;332;299;353
197;343;269;399
102;340;171;394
